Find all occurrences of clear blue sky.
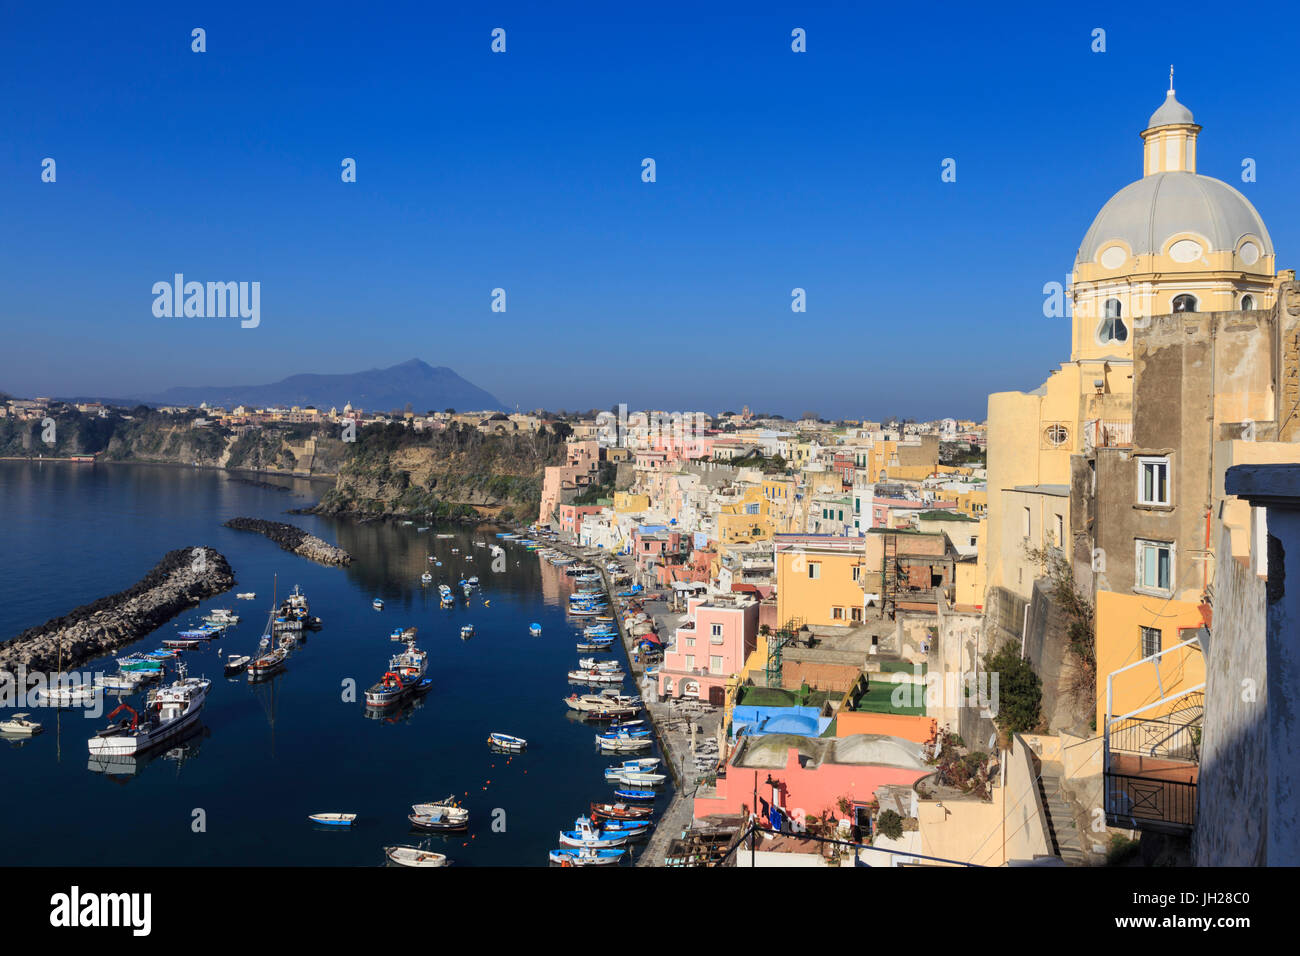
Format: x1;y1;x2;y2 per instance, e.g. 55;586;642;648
3;1;1298;420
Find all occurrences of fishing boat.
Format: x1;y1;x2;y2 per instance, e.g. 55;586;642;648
596;818;652;836
385;845;449;867
366;671;416;708
549;846;625;866
0;713;42;735
372;598;384;610
460;625;474;640
278;632;298;650
409;797;469;829
597;735;653;753
308;813;357;827
390;626;418;642
204;608;239;624
590;802;653;821
162;638;202;650
225;654;251;675
577;658;621;671
568;667;625;684
118;658;164;674
390;641;429;684
487;732;527;752
608;770;666;786
88;666;211;756
613;788;657;802
606;757;661;772
95;673;145;691
529;623;542;637
558;817;627;849
249;581;289;679
408;811;467;832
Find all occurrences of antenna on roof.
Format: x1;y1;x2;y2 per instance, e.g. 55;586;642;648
1169;64;1175;93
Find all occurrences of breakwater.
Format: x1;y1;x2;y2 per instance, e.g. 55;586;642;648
223;517;352;566
0;547;235;672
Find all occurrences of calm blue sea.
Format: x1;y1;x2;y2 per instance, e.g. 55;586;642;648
0;461;666;866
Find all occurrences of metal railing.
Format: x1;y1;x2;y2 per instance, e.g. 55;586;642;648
1104;772;1197;834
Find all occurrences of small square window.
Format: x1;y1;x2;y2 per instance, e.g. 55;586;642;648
1140;626;1161;658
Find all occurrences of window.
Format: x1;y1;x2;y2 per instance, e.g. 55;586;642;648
745;503;758;515
851;607;863;623
709;656;723;674
685;655;695;671
1241;294;1255;311
1172;294;1198;313
1138;457;1170;506
1023;507;1031;539
1054;514;1064;547
808;562;820;580
711;623;722;637
1098;299;1128;343
1140;626;1162;658
832;607;843;620
852;565;861;581
685;638;695;649
1136;539;1174;593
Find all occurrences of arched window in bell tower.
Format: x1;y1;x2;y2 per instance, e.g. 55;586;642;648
1098;298;1128;344
1240;294;1256;311
1173;294;1198;313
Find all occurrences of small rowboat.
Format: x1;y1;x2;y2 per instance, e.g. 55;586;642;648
410;799;469;829
460;625;474;640
224;654;251;676
308;813;357;827
488;732;527;752
386;845;449;867
408;812;467;832
529;623;542;637
609;771;666;786
372;598;384;610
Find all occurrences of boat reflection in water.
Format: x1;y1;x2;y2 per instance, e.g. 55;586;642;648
363;688;432;725
87;724;209;782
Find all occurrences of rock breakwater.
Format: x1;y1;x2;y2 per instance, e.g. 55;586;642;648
223;517;352;566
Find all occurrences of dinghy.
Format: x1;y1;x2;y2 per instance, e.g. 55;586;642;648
529;623;542;637
385;845;449;867
590;802;653;821
409;797;469;829
488;732;527;753
308;813;357;827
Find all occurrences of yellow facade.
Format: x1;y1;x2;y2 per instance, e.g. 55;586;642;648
613;492;649;513
1095;590;1206;732
775;545;865;628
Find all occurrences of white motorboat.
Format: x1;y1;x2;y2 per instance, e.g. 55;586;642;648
95;673;145;692
236;592;256;600
204;608;240;624
596;735;653;753
488;732;527;752
88;668;210;756
0;713;42;735
34;683;99;706
577;658;621;671
410;797;469;829
421;571;433;584
385;845;449;867
568;668;625;684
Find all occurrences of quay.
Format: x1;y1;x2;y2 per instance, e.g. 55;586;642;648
527;530;721;866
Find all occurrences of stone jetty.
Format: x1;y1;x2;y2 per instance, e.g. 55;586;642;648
0;547;236;673
223;517;352;566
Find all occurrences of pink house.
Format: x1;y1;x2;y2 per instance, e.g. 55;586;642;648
558;504;604;540
694;734;931;823
658;593;758;705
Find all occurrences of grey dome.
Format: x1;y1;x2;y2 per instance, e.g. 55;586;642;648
1148;90;1195;128
1076;171;1273;266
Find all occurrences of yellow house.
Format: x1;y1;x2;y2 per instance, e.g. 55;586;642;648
613;492;649;513
774;535;865;627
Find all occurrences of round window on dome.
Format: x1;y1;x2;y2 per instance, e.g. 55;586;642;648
1099;245;1127;270
1239;241;1260;266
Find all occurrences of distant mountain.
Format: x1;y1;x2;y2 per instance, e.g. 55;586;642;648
141;359;505;413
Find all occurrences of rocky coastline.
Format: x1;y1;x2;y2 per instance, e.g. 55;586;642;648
223;517;352;566
0;547;236;673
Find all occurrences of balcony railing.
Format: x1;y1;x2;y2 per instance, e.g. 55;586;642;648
1083;418;1133;452
1105;772;1197;835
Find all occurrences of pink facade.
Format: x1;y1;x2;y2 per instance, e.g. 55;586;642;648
694;744;929;821
558;503;604;539
539;440;602;524
657;595;757;704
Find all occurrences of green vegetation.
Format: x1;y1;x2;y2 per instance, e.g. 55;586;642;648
1106;833;1141;866
876;809;904;841
984;640;1043;736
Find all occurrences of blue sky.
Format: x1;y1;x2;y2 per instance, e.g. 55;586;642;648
3;1;1298;420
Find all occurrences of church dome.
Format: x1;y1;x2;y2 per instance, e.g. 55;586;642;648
1076;171;1273;268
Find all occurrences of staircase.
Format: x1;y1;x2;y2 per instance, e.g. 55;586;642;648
1037;769;1089;865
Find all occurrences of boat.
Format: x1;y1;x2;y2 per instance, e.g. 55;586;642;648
421;571;433;584
613;788;657;802
236;592;256;600
366;671;417;708
204;609;239;624
590;802;653;821
385;845;449;867
606;757;661;772
162;638;202;650
390;641;429;684
372;598;384;610
225;654;251;675
487;732;527;752
95;673;145;691
460;625;474;640
408;811;467;832
87;666;211;756
529;623;542;637
598;735;653;753
568;668;625;684
308;813;357;827
577;658;621;671
467;576;479;585
558;817;627;848
549;846;624;866
34;683;99;706
118;658;164;674
416;526;429;532
249;581;289;678
0;713;42;735
607;770;666;786
390;626;418;642
595;818;652;836
409;797;469;829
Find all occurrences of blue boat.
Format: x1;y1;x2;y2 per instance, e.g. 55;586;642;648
529;623;542;637
549;847;624;866
308;813;357;827
614;789;656;802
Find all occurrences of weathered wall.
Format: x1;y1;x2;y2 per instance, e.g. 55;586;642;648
1194;526;1267;866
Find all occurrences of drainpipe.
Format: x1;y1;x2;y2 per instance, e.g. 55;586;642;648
1020;601;1029;658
